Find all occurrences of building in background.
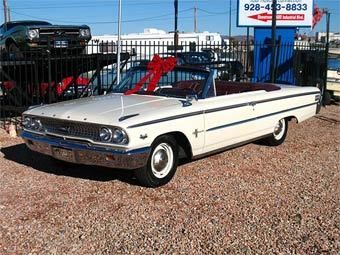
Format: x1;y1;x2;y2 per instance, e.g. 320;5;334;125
87;28;223;56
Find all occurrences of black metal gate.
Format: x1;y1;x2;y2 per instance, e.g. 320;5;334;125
0;41;327;128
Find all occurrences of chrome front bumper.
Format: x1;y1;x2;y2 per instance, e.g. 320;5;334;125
21;131;150;170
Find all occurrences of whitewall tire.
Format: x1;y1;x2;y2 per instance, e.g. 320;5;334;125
263;118;288;146
134;135;178;187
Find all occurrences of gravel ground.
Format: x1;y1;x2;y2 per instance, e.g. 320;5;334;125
0;106;339;254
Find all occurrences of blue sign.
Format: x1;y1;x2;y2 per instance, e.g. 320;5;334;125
253;27;296;85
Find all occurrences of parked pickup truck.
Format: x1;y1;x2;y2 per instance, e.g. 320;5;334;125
0;20;91;59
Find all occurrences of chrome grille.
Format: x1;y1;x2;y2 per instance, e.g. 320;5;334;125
40;118;100;141
39;28;80;36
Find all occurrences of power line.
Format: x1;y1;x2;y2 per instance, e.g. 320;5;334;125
0;0;203;10
10;8;195;24
11;9;229;25
197;7;237;15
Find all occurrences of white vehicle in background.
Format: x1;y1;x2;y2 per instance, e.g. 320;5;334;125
326;59;340;103
87;28;223;57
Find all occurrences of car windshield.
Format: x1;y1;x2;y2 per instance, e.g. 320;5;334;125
182;53;210;64
112;67;209;98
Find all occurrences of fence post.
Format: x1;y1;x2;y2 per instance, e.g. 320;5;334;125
322;12;330;103
47;37;52;104
96;53;102;94
274;36;282;83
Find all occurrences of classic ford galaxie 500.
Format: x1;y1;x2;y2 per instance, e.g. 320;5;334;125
21;56;321;187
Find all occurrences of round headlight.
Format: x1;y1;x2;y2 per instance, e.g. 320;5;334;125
112;128;128;144
22;117;32;129
80;29;90;37
31;119;43;131
99;127;112;142
28;29;39;39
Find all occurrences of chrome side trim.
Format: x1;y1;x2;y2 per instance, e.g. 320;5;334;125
205;91;320;114
253;91;320;104
128;91;320;128
127;111;204;128
119;114;140;122
205;102;249;114
207;102;318;132
192;134;271;160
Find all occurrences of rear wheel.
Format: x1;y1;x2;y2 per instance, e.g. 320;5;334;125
262;118;288;146
134;135;178;187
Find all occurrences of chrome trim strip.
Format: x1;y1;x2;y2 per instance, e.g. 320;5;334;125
127;111;204;128
119;114;140;122
205;91;320;114
207;102;318;132
128;91;320;128
253;91;320;105
192;134;271;160
205;102;249;114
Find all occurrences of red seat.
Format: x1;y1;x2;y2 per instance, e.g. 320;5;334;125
215;81;280;96
176;80;204;93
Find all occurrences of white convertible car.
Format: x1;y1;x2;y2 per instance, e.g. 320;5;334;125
21;63;321;187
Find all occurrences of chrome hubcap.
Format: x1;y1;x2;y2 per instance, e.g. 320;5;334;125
151;143;173;179
153;149;168;172
274;119;285;140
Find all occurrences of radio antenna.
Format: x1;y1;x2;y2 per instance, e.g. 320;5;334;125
120;95;125;117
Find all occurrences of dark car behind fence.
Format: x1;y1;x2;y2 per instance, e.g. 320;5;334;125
0;40;327;128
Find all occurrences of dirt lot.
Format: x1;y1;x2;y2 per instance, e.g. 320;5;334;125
0;106;339;254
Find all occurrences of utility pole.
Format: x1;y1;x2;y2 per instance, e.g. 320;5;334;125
194;5;197;33
116;0;122;84
7;6;10;22
228;0;232;39
3;0;8;24
270;0;277;83
174;0;179;55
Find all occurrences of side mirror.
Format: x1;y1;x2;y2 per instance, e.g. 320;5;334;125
185;94;198;103
181;93;198;107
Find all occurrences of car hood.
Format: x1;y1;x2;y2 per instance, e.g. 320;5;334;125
27;25;89;29
25;94;182;127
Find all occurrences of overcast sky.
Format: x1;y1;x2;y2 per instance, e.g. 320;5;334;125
2;0;339;36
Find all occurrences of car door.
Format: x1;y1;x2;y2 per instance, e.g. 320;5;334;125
201;91;261;154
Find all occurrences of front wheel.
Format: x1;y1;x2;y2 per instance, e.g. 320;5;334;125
134;135;178;187
262;118;288;146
